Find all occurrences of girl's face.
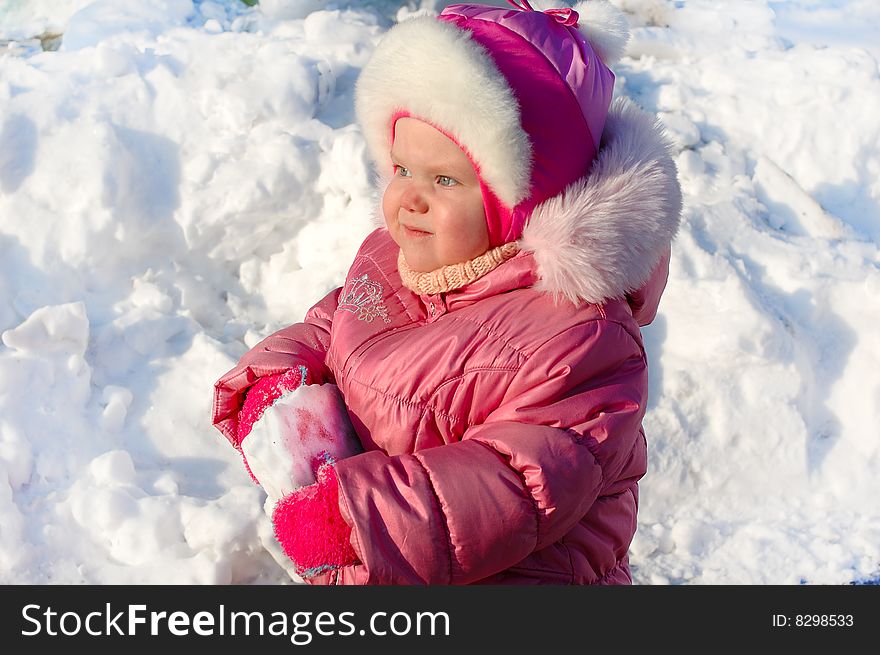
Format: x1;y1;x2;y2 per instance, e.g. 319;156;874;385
383;117;489;273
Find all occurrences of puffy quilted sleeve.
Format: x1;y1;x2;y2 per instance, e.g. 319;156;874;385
626;246;670;327
212;287;340;448
331;318;648;584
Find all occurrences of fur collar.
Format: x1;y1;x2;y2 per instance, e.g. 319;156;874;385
519;97;682;305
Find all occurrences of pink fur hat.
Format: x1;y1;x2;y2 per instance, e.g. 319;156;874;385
355;1;630;247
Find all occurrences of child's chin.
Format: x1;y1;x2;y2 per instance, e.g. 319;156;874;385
401;250;436;273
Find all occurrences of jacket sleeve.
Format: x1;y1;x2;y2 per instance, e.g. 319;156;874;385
626;246;670;327
331;318;648;584
212;287;340;448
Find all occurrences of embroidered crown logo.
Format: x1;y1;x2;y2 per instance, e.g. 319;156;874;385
338;273;392;324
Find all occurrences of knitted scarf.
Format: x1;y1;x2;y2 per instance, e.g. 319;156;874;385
397;242;520;295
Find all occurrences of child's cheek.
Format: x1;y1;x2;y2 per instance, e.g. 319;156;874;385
381;185;402;242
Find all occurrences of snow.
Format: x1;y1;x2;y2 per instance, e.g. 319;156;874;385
243;378;362;502
0;0;878;585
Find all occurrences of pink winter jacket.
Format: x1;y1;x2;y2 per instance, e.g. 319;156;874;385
213;98;682;584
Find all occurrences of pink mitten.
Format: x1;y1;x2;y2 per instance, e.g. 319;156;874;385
238;367;308;447
273;459;358;578
241;371;362;500
235;367;307;483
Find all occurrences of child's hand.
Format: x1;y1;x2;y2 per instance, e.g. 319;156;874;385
241;381;363;502
272;458;359;579
238;367;308;445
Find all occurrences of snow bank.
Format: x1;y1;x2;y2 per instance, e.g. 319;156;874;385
618;0;880;584
0;0;383;584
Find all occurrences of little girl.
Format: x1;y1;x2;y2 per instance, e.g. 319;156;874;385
212;0;681;585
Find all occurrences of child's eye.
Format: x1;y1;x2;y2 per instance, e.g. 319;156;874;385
437;175;458;187
394;165;411;177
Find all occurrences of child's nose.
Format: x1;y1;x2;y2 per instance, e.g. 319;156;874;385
400;184;429;214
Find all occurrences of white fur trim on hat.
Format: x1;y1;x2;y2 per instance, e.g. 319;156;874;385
520;97;681;305
573;1;630;65
354;16;532;208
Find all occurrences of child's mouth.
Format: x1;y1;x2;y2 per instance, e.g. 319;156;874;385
402;224;432;238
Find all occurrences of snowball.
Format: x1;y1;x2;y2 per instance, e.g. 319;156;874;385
242;383;362;501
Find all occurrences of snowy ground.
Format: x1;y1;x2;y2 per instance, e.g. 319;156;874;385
0;0;878;585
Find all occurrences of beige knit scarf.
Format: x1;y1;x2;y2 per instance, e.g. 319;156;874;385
397;242;520;295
